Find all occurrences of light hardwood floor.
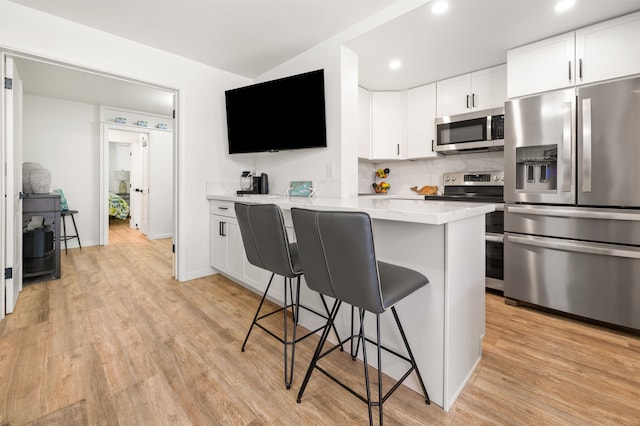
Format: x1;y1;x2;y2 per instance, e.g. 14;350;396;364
1;220;639;425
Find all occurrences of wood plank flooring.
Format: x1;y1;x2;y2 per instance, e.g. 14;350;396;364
1;219;639;425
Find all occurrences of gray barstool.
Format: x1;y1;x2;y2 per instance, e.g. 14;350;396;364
234;202;340;390
61;209;81;255
291;208;430;425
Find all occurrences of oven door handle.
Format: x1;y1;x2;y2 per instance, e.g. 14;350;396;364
506;234;640;259
506;205;640;221
485;233;504;243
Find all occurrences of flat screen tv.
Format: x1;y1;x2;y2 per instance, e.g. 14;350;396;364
225;69;327;154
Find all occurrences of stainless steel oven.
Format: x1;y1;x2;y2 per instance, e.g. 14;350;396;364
424;171;504;292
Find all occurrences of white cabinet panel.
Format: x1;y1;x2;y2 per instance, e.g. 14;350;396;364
507;32;575;98
576;11;640;85
371;91;404;159
438;65;506;117
471;64;507;111
406;83;438;159
436;74;472;117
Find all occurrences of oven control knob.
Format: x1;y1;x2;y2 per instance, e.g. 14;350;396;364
445;177;450;182
494;176;499;181
451;177;456;181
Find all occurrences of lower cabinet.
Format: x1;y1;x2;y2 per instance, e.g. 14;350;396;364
210;200;270;290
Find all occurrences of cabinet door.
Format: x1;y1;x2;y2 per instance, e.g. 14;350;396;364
576;11;640;85
211;215;227;270
471;64;507;111
436;74;472;117
371;92;404;159
507;32;575;98
226;219;243;279
358;86;372;159
406;83;437;158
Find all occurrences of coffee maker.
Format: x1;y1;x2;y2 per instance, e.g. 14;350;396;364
237;171;269;195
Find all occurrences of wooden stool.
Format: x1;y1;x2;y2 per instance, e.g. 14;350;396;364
61;210;81;254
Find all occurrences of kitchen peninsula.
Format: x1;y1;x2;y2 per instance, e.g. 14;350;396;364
208;194;494;411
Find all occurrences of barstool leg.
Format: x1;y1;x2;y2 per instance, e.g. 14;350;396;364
391;307;430;405
296;299;342;403
70;213;81;249
376;313;383;425
359;309;374;426
283;276;301;389
241;273;276;352
62;214;68;255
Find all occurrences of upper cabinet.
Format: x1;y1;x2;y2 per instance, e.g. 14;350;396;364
406;83;437;159
371;91;405;159
575;11;640;86
436;64;507;117
508;11;640;98
358;85;438;161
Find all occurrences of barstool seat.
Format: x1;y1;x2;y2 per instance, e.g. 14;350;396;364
60;209;81;255
291;208;430;425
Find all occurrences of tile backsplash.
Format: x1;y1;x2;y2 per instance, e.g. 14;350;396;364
359;151;505;195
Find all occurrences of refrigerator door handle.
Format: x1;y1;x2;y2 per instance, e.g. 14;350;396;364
562;101;573;192
507;205;640;221
506;234;640;259
582;98;592;193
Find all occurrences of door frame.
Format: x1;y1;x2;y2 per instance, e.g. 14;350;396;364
1;49;180;282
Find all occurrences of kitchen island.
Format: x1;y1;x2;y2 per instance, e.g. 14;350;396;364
207;194;494;411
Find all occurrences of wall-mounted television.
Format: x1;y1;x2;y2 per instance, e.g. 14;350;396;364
225;69;327;154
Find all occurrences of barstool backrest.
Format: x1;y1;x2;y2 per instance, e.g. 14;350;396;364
235;203;301;278
291;208;385;314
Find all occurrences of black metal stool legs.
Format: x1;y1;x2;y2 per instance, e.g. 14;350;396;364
241;273;276;353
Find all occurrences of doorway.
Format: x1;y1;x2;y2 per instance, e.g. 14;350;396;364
2;52;179;320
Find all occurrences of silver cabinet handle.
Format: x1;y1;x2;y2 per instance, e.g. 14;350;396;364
485;233;504;243
579;58;583;80
466;94;470;109
507;205;640;221
507;234;640;259
562;101;574;192
217;206;229;210
582;98;592;193
568;60;572;82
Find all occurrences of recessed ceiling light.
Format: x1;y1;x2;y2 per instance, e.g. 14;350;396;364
431;0;449;15
555;0;576;13
389;60;402;70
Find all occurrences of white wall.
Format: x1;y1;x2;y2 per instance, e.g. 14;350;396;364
22;94;100;247
0;0;251;280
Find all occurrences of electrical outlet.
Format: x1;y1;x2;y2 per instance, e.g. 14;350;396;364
326;163;335;179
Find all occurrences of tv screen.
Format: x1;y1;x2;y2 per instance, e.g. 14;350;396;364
225;69;327;154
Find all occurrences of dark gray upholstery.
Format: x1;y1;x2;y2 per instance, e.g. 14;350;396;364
291;208;429;314
235;202;301;279
292;208;431;421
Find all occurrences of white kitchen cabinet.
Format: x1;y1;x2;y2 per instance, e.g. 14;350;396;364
507;32;575;98
211;200;271;291
575;11;640;85
371;91;404;159
358;86;372;159
508;11;640;98
406;83;438;158
437;64;506;117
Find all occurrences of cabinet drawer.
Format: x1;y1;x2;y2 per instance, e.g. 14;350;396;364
210;200;236;217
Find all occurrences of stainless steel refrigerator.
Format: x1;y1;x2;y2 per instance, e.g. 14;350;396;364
503;76;640;330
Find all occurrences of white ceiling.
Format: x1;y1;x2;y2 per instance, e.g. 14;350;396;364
8;0;640;111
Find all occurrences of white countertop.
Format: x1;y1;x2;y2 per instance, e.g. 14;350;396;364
207;194;494;225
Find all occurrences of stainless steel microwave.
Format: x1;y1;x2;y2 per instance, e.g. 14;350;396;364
435;107;505;154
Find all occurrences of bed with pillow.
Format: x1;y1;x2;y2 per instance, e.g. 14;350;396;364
109;192;130;220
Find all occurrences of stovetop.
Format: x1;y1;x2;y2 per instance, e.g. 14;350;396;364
425;171;504;203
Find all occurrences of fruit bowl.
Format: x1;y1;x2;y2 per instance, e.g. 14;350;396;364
372;183;390;193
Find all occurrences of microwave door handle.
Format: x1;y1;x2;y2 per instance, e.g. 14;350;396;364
582;98;592;193
562;100;573;192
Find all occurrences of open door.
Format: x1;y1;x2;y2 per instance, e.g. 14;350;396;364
4;56;23;314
